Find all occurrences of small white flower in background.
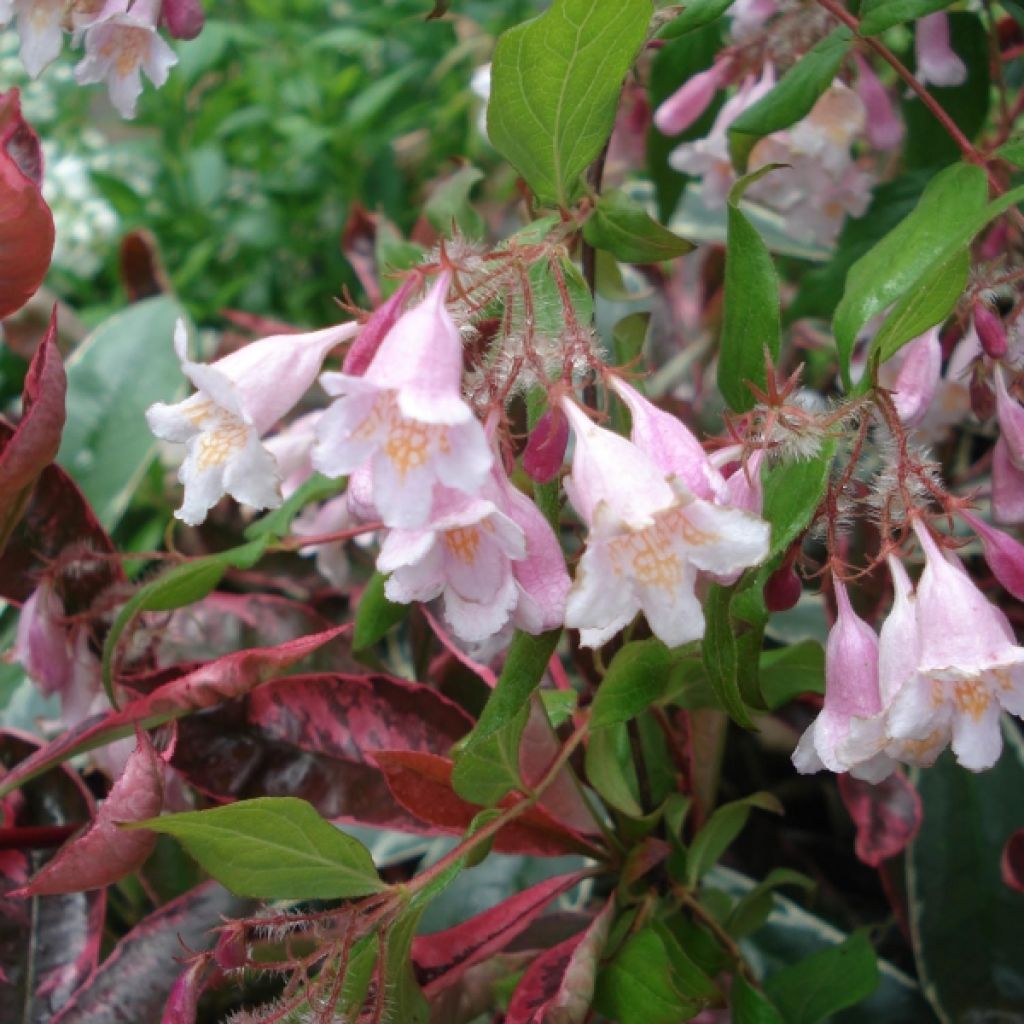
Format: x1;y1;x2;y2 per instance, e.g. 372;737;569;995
313;272;493;530
470;62;491;138
147;318;358;526
915;11;966;89
75;0;177;119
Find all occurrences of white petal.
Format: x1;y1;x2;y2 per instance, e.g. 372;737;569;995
223;432;282;512
951;703;1004;771
443;570;518;644
565;540;638;648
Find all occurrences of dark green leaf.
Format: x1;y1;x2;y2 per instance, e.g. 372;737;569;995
728;28;853;171
59;297;189;529
488;0;653;206
719;173;781;412
584;190;694;263
907;725;1024;1020
761;444;834;559
352;571;410;651
130;797;385;900
586;721;643;817
759;641;825;710
732;976;784;1023
997;135;1024;167
764;931;880;1024
702;584;756;727
660;0;736;37
859;0;954;34
727;867;815;938
591;638;674;728
612;312;651;369
686;792;783;885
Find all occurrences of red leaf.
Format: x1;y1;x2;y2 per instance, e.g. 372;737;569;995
15;732;164;896
1001;828;1024;893
506;898;614;1024
51;881;252;1024
0;626;350;797
412;871;590;996
0;307;65;554
372;750;595;857
838;769;923;867
0;89;54;319
0;730;105;1021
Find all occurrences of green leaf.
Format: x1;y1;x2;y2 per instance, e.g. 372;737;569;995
727;28;853;171
58;296;189;529
759;641;824;710
612;312;651;369
487;0;653;206
352;571;410;652
761;443;834;559
591;638;674;728
701;584;756;728
660;0;737;37
594;926;705;1024
130;797;385;900
764;931;880;1024
997;134;1024;167
686;792;783;885
583;190;694;263
859;0;954;34
244;472;345;542
452;629;561;805
718;169;781;412
653;919;723;1003
907;725;1024;1020
726;867;815;938
732;976;784;1024
586;721;643;817
832;161;1010;387
424;165;485;239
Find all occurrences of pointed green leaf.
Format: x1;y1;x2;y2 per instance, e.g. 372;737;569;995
859;0;954;34
584;190;694;263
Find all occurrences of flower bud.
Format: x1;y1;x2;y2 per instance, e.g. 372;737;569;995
890;328;941;426
342;275;417;376
162;0;205;40
523;407;569;484
826;580;883;719
962;509;1024;601
973;301;1008;360
214;928;248;971
915;12;967;88
653;61;727;137
764;562;802;612
979;221;1009;263
853;54;903;150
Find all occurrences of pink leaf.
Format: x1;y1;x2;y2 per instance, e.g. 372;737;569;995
412;871;590;996
0;626;350;798
838;769;922;868
1001;828;1024;893
161;958;209;1024
15;732;164;896
372;750;595;856
506;898;614;1024
0;89;54;319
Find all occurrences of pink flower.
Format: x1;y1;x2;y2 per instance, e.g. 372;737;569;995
887;328;942;426
853;54;903;150
793;580;894;782
74;0;178;119
147;318;358;525
560;397;769;648
995;367;1024;468
993;436;1024;525
376;464;568;644
915;12;966;89
961;510;1024;603
654;61;728;138
161;0;204;39
887;522;1024;771
14;582;75;698
313;273;492;529
4;0;67;78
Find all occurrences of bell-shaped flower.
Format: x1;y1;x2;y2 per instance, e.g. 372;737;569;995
853;54;903;150
560;398;769;648
4;0;67;78
915;12;966;88
74;0;178;119
887;328;942;427
793;580;895;782
995;367;1024;469
147;318;357;526
962;510;1024;602
887;522;1024;771
993;436;1024;525
654;61;729;137
313;273;492;529
376;462;568;644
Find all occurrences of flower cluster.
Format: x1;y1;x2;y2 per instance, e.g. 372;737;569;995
0;0;200;117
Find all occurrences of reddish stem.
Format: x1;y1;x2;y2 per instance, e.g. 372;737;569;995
0;824;80;850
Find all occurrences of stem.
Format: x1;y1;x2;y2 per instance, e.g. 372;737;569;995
271;522;383;552
0;824;80;850
673;884;760;987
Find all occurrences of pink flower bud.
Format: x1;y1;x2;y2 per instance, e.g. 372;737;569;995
342;275;417;376
973;301;1008;360
853;54;903;150
962;509;1024;601
979;221;1009;263
523;407;569;484
723;449;764;514
995;367;1024;469
162;0;205;40
764;562;801;612
890;328;941;426
827;581;883;719
214;928;248;971
653;62;727;137
915;12;967;88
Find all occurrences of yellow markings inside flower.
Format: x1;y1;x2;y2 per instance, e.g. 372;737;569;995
196;419;248;470
444;526;482;565
953;678;991;720
609;525;683;592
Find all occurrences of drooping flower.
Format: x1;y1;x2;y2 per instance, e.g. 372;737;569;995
793;580;895;782
3;0;67;78
147;318;358;525
376;463;568;644
313;273;492;530
74;0;178;119
853;54;903;151
961;509;1024;602
560;397;769;648
995;366;1024;468
993;436;1024;525
883;327;942;427
886;522;1024;771
654;61;729;138
915;12;966;89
